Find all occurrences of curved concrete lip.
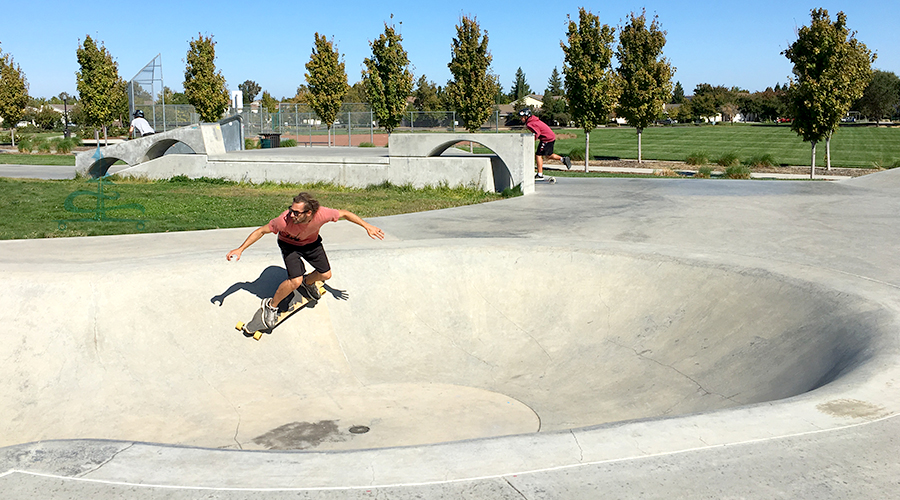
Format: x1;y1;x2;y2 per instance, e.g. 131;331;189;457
2;173;900;495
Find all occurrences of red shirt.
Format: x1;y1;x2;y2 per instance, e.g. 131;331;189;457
268;206;341;245
525;116;556;142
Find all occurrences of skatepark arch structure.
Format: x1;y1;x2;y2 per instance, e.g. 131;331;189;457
76;129;536;195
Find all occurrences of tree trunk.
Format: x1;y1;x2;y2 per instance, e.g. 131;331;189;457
10;128;15;148
826;134;832;170
810;141;817;179
637;127;643;163
584;131;590;173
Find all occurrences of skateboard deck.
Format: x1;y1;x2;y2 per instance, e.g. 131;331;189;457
236;281;325;340
536;175;557;184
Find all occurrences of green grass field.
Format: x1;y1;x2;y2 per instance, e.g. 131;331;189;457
551;124;900;168
0;177;508;240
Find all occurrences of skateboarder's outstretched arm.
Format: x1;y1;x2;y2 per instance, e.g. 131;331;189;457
338;210;384;240
226;224;273;261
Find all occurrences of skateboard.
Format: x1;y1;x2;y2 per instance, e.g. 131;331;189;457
535;175;557;184
236;281;326;340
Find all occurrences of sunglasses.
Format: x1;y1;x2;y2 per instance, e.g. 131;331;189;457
288;207;311;216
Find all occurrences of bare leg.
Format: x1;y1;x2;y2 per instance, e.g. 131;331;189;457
271;270;332;307
536;155;544;175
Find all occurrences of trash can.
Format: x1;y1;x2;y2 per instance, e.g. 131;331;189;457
259;133;281;148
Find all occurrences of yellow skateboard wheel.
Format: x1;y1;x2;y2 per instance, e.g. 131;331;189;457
235;322;244;331
253;331;262;341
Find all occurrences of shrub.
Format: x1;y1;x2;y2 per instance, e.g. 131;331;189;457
16;135;34;153
358;142;376;148
890;160;900;169
567;148;585;162
279;139;297;148
716;152;741;167
51;137;79;154
685;151;709;165
696;166;713;178
654;168;680;177
35;138;52;153
244;138;259;149
724;164;751;179
746;153;777;168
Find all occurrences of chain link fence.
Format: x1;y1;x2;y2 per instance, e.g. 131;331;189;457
230;104;503;147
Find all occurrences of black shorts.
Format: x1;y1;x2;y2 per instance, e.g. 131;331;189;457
278;236;331;279
536;140;555;156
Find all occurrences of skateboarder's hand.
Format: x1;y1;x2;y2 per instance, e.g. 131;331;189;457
366;225;385;240
226;249;242;261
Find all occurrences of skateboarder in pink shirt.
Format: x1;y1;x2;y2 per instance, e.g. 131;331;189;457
519;108;572;178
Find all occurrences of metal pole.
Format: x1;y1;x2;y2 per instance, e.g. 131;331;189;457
370;110;373;144
348;111;351;147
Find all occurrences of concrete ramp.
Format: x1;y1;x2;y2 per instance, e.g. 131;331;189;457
0;238;889;452
844;166;900;191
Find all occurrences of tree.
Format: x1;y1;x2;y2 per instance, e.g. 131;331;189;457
446;15;500;132
0;45;29;146
305;33;349;145
856;70;900;121
509;67;532;101
671;81;684;104
362;21;414;134
783;8;874;176
76;35;127;139
238;80;261;105
616;10;674;163
413;76;441;111
260;91;278;113
545;67;564;97
561;8;618;169
184;34;230;123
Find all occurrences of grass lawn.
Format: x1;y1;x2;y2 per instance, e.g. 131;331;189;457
551;123;900;169
0;177;509;240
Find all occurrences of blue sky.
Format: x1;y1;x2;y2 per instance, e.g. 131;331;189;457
2;0;896;100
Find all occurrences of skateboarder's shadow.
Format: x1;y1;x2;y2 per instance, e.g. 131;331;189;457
211;266;351;306
211;266;286;306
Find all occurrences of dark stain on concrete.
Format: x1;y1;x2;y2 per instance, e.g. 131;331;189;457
252;420;346;450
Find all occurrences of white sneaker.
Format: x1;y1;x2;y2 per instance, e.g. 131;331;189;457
535;173;544;179
262;298;278;328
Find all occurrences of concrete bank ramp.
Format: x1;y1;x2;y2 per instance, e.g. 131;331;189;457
0;239;890;453
844;166;900;191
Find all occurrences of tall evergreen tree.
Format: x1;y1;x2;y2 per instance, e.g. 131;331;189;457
509;67;532;101
545;67;563;96
76;36;127;137
671;81;684;103
561;8;618;170
616;10;674;163
446;16;500;132
0;45;29;147
783;8;874;175
305;33;349;145
362;21;414;134
183;34;230;123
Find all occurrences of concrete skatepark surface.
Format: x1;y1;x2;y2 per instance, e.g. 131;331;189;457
2;166;900;497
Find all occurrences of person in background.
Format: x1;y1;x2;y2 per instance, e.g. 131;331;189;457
519;108;571;179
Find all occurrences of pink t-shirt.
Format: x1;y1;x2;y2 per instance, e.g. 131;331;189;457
525;116;556;142
268;206;341;245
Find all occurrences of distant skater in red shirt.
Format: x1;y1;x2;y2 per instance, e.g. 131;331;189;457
519;108;571;179
227;192;384;327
